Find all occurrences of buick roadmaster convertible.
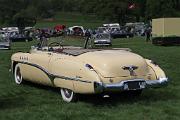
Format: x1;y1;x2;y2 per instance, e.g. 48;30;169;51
11;40;168;102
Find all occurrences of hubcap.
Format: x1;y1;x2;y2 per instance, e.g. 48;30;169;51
16;67;22;83
63;89;72;98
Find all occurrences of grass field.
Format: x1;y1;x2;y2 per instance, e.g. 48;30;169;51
0;36;180;120
36;12;104;28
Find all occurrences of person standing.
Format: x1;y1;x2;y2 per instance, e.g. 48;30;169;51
145;27;151;42
39;29;48;48
84;29;92;49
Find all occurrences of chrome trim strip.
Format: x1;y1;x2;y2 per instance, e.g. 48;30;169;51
16;61;92;84
53;74;92;83
94;77;168;93
145;77;168;87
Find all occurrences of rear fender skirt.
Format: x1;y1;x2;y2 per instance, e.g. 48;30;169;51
13;61;92;84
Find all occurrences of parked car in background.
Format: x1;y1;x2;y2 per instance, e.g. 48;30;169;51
103;23;120;28
2;27;18;32
54;25;66;32
0;35;11;50
53;25;66;37
0;30;6;37
94;33;112;46
9;31;33;42
110;28;134;38
125;22;147;36
68;26;85;36
97;27;109;33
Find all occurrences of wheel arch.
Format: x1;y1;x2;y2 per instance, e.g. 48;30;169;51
12;61;19;74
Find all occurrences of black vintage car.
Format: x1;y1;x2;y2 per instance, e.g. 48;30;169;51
9;31;33;42
110;28;134;39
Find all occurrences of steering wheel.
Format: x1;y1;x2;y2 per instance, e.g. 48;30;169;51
48;42;64;52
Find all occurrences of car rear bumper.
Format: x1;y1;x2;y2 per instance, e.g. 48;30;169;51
94;41;111;46
94;77;168;93
94;43;111;46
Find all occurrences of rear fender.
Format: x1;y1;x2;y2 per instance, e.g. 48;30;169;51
146;59;166;79
50;59;101;94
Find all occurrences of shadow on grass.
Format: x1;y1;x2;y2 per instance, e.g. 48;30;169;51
78;89;177;107
5;81;177;108
27;81;177;106
21;81;60;94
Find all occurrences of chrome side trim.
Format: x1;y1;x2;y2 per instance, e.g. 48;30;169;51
94;78;169;93
54;74;92;83
15;61;92;84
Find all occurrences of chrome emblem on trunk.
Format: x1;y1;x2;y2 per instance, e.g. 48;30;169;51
122;65;138;76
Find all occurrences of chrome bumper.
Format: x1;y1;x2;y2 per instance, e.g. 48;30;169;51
94;77;168;93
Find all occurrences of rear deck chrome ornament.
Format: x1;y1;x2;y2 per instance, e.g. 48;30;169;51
122;65;138;76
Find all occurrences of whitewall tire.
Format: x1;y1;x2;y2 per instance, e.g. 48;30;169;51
60;88;77;102
14;64;23;84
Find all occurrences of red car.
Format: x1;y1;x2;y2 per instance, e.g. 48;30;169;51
54;25;66;32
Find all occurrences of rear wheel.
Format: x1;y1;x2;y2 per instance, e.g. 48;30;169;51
14;64;23;84
60;88;77;102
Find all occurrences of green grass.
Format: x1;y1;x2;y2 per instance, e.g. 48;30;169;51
36;12;104;28
0;36;180;120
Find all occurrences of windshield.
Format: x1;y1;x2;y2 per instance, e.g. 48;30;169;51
98;27;107;33
96;34;110;39
111;28;120;32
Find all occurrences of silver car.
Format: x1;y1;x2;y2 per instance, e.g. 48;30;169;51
0;34;11;50
94;33;112;46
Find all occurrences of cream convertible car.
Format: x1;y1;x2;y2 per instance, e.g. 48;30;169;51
11;41;168;102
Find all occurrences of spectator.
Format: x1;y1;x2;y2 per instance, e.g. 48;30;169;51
85;29;91;38
39;29;48;48
145;27;151;42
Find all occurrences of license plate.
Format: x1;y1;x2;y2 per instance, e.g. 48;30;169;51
124;81;145;90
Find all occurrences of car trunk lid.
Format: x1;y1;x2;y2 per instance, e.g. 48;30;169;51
78;50;148;79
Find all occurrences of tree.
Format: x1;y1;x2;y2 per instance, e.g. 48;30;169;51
0;0;180;26
146;0;177;20
13;6;37;32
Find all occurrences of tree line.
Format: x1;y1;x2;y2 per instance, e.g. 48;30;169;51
0;0;180;26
